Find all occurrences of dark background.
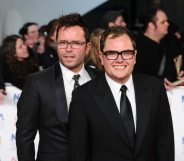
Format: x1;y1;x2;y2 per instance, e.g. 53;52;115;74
83;0;184;33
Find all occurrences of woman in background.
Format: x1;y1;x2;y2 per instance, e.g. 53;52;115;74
85;28;104;70
1;35;39;90
37;18;59;69
19;22;40;63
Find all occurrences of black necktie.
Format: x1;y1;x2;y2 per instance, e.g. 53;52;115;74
72;74;80;90
120;85;135;147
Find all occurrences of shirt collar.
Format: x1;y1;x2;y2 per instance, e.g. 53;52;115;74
59;62;86;83
105;73;133;94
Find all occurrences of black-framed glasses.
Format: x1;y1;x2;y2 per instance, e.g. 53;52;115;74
57;40;86;49
103;50;135;60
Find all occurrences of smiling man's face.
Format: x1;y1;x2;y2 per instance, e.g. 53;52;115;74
99;34;136;84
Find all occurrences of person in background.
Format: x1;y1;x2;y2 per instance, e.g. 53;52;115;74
36;25;47;55
69;26;174;161
19;22;40;63
102;9;127;28
16;13;102;161
38;18;59;69
134;7;184;90
0;49;6;104
85;28;104;70
1;35;39;90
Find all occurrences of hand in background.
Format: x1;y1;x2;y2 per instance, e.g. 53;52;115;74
177;70;184;86
164;78;175;90
0;89;7;104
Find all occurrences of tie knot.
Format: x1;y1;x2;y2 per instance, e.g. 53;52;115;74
120;85;127;93
72;74;80;90
72;74;80;82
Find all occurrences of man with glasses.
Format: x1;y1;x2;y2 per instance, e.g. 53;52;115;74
16;13;102;161
69;26;174;161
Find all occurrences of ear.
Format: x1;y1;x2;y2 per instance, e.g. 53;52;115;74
85;42;92;56
148;21;155;29
99;51;104;65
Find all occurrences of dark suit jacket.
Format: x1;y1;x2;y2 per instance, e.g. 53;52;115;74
135;33;181;82
16;62;102;161
69;74;174;161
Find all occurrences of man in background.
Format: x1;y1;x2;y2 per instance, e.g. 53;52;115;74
134;7;184;89
102;9;127;28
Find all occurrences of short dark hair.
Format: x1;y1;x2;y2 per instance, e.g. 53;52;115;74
100;26;136;52
140;7;166;31
102;10;125;27
19;22;38;36
56;13;90;42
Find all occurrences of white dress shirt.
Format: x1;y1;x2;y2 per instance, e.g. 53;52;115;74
105;73;137;130
60;63;91;108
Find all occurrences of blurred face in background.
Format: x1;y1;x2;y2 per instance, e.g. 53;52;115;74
153;10;169;39
25;24;39;47
114;15;127;27
50;26;58;43
15;38;29;61
109;16;127;27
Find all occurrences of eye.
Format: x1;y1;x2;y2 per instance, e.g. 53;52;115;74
72;41;81;45
71;41;85;46
59;41;67;45
105;51;117;55
123;50;134;55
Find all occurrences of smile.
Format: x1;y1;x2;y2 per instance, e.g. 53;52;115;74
113;65;126;69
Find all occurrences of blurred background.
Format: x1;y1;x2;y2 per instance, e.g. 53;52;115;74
0;0;184;43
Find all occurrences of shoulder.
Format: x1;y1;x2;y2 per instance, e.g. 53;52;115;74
73;75;104;95
25;64;57;87
85;66;104;79
133;73;164;87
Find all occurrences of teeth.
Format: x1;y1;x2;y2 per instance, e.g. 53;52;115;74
65;56;74;58
114;65;126;69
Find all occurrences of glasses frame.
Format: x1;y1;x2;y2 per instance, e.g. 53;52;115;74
57;40;86;49
103;50;136;60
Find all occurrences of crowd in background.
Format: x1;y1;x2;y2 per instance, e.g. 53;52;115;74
0;6;184;102
0;6;182;161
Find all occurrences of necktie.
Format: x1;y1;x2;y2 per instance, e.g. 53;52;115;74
120;85;135;147
72;74;80;90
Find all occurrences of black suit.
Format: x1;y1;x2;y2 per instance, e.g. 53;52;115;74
16;62;101;161
69;74;174;161
134;33;182;81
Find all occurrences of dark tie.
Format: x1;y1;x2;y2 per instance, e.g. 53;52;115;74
72;74;80;90
120;85;135;148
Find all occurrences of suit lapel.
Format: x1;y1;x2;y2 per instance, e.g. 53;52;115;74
54;62;68;124
85;67;96;79
53;64;97;125
133;75;152;154
93;76;131;147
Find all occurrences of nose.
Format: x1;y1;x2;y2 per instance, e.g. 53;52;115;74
166;21;169;27
65;43;72;51
117;54;124;62
122;21;127;27
23;45;28;52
